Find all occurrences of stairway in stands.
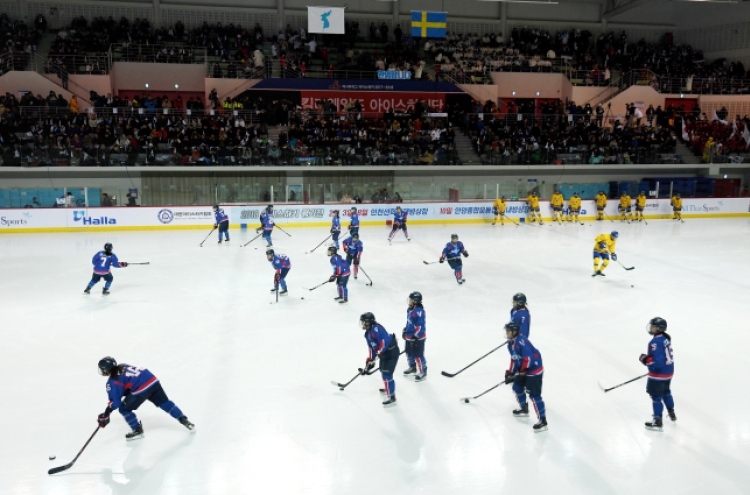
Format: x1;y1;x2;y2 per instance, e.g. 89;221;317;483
453;132;479;164
675;141;701;164
267;125;286;146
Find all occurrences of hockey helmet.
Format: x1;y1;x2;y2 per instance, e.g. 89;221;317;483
408;291;423;305
98;356;117;376
649;317;667;332
504;322;521;336
610;231;619;239
327;246;338;256
512;292;527;305
104;242;113;254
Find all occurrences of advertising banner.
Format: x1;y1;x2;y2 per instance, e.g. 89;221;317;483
301;90;445;114
1;199;749;233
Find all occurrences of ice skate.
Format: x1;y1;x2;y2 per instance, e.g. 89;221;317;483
279;290;288;296
403;366;417;375
102;288;110;295
645;417;663;431
382;395;397;408
84;287;91;294
414;373;427;382
338;297;348;304
667;409;677;422
533;418;548;433
513;406;529;417
179;416;195;432
125;422;144;441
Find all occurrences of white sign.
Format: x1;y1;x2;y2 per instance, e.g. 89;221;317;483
1;199;748;233
308;7;345;34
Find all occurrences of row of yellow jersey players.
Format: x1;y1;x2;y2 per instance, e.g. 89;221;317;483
618;192;648;222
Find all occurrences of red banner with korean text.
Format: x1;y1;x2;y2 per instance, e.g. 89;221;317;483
300;91;446;116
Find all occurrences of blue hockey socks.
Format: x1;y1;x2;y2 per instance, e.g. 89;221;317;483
159;401;184;419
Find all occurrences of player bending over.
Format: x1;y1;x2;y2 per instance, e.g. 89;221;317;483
593;231;618;276
97;357;194;441
267;248;291;295
327;246;351;303
525;191;542;223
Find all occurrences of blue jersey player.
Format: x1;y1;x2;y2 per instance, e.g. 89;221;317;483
267;248;291;295
439;234;469;284
84;243;128;295
403;291;427;381
388;206;410;242
640;317;676;431
96;357;194;441
327;246;351;303
213;205;230;243
330;210;342;248
257;205;274;247
360;312;400;407
510;292;530;338
348;206;360;236
504;322;547;432
342;232;363;279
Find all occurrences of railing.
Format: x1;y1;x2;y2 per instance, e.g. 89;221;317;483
17;106;263;121
110;43;208;65
40;54;110;74
29;54;93;106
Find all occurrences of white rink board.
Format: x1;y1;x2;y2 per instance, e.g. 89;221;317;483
1;198;749;233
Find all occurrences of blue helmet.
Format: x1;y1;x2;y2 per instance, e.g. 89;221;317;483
611;231;619;239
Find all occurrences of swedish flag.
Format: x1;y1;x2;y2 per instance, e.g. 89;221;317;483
411;11;447;38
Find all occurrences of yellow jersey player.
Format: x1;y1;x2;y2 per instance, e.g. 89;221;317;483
492;196;507;226
568;192;582;223
671;193;683;220
595;191;607;221
619;193;633;222
526;192;542;224
550;190;564;223
635;191;647;222
593;231;618;276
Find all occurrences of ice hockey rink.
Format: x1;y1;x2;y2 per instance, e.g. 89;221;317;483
1;218;749;495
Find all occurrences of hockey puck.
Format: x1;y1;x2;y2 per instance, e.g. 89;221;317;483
49;456;56;460
339;387;344;391
631;285;634;288
463;399;470;403
301;297;305;300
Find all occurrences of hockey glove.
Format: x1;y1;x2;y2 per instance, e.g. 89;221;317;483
274;273;281;284
214;224;219;229
402;330;407;340
504;371;515;384
611;253;617;261
365;359;376;371
119;262;128;267
330;228;335;234
462;251;469;257
328;275;337;283
599;242;607;249
97;413;110;428
439;257;445;263
639;354;653;365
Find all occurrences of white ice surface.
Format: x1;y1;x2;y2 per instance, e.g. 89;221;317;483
1;219;750;495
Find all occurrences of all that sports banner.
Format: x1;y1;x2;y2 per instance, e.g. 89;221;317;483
308;7;345;34
411;11;447;38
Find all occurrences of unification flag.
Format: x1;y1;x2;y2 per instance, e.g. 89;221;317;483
308;7;345;34
411;11;447;38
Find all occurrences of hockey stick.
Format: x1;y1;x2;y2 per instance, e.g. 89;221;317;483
241;232;263;247
199;228;216;247
507;216;520;227
459;380;510;403
307;234;332;254
305;280;331;291
603;212;615;223
358;266;373;286
331;371;364;390
48;425;100;475
598;373;648;392
275;225;292;237
441;341;509;377
275;287;279;303
364;350;407;375
423;257;460;265
128;262;150;265
616;259;635;271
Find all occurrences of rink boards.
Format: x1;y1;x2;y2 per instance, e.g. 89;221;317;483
1;197;749;233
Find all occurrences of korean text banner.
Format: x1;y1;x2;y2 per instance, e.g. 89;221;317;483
308;7;345;34
300;90;445;115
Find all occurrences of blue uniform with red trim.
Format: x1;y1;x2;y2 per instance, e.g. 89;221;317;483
365;323;399;398
104;364;186;431
214;208;230;241
343;236;363;278
642;333;675;419
330;254;350;299
260;211;274;245
331;216;342;248
508;336;546;420
349;211;360;236
389;210;409;239
270;254;291;291
405;305;427;374
87;250;124;291
510;307;530;338
441;241;467;280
